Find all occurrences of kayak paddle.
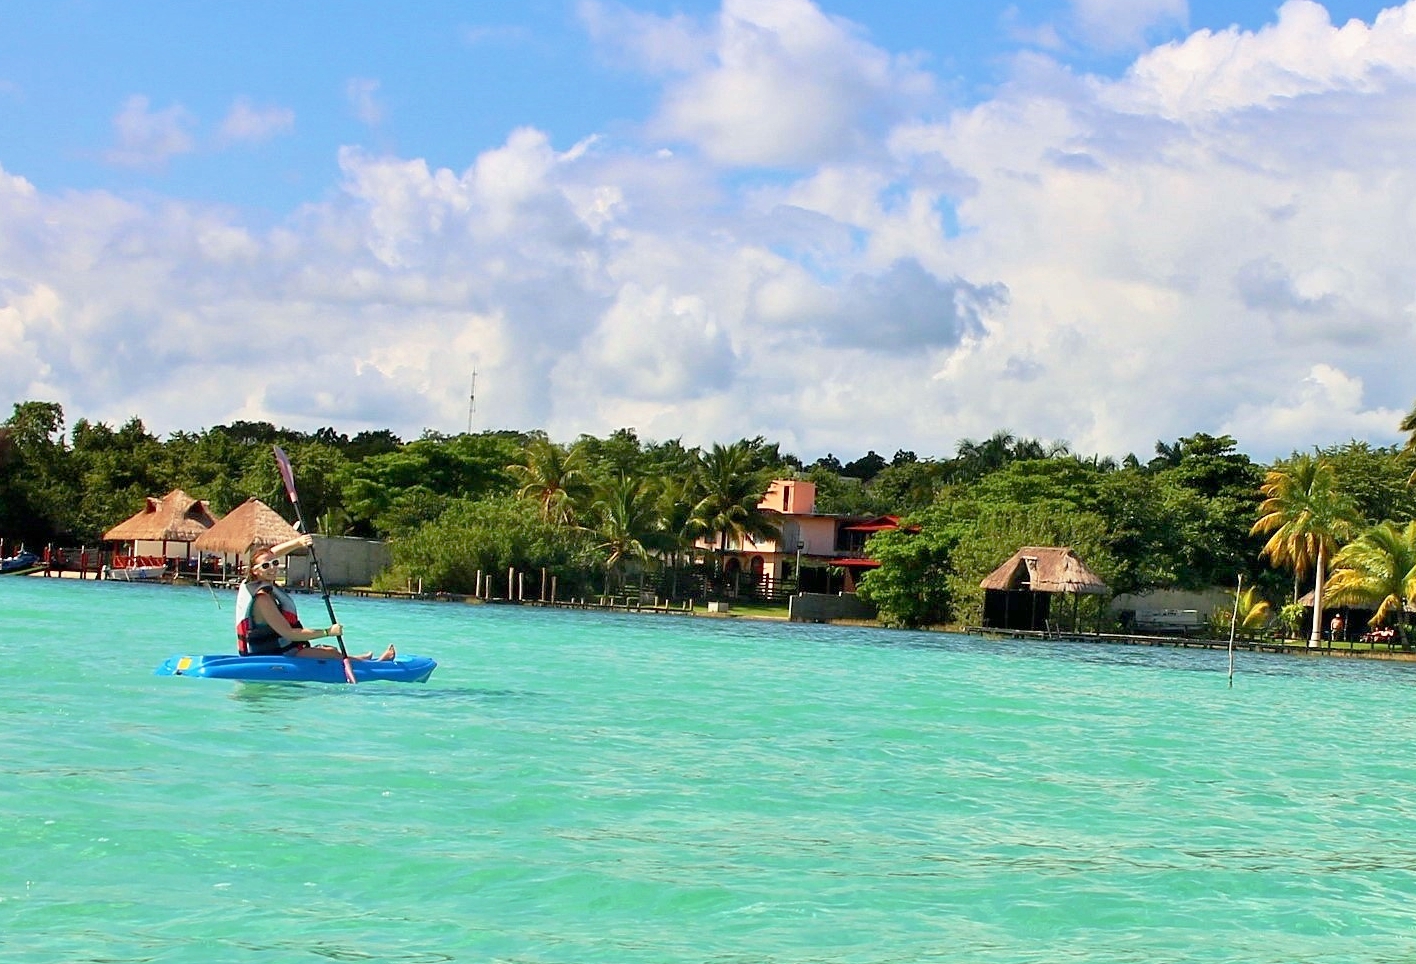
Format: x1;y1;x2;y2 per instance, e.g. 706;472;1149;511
273;445;355;684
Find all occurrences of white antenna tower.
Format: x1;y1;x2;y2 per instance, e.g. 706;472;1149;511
466;369;477;434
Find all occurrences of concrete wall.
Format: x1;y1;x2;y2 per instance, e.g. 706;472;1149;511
286;536;392;588
789;592;875;622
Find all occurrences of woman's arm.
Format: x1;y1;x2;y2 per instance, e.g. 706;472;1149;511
267;533;314;559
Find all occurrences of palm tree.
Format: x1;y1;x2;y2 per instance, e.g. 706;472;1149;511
691;441;776;593
1073;452;1118;472
1326;520;1416;640
508;434;592;526
1233;586;1272;636
1149;439;1186;472
656;475;706;598
947;431;1070;483
590;475;664;594
1253;455;1324;602
1401;402;1416;483
951;430;1016;481
1251;454;1359;647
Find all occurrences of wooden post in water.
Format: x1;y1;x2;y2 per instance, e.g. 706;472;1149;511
507;567;514;601
1228;573;1242;688
551;575;557;604
541;567;547;601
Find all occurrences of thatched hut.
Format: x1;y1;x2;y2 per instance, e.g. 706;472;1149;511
1293;587;1409;643
103;489;219;566
193;498;300;569
979;546;1109;632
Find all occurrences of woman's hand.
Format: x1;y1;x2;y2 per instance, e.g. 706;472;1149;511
326;623;343;638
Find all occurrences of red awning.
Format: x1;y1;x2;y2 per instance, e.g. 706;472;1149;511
832;558;881;568
840;515;902;533
840;515;918;534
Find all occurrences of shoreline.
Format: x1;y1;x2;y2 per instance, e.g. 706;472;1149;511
28;570;1416;662
960;624;1416;663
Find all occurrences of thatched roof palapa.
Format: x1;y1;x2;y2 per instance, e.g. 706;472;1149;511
193;498;300;557
103;489;219;543
979;546;1109;595
1296;588;1413;612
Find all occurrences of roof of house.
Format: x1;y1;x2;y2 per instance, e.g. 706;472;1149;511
840;515;903;533
839;515;922;534
192;497;300;556
1296;588;1413;611
102;489;219;543
979;546;1109;595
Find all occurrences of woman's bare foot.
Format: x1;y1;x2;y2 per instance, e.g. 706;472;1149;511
379;644;397;661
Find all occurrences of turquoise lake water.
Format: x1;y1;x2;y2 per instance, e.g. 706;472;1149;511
4;575;1416;963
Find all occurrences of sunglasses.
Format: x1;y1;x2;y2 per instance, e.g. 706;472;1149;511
253;560;283;571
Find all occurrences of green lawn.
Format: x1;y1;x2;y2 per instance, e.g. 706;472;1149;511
715;600;791;619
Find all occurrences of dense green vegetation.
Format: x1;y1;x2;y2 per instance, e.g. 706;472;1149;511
5;399;1416;634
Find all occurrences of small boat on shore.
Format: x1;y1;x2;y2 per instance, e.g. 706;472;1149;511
1;551;41;574
155;653;437;684
104;563;167;581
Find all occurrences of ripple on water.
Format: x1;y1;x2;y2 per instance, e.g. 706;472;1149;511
5;576;1416;963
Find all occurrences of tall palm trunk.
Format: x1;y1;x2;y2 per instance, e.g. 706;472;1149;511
1308;545;1327;648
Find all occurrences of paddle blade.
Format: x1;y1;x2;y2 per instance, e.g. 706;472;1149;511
273;445;299;503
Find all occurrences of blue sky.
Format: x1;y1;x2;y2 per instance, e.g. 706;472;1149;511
1;0;1412;461
5;0;1390;207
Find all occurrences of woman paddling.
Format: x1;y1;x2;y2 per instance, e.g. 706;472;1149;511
235;535;395;661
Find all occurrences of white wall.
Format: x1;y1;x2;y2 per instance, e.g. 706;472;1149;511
1108;588;1234;617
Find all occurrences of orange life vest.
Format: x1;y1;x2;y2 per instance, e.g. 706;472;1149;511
234;582;303;656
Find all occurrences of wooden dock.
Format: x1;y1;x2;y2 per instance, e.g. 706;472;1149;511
329;588;695;616
964;627;1416;660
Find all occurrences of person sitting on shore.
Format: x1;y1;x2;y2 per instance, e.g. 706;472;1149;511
235;536;395;661
1360;625;1397;645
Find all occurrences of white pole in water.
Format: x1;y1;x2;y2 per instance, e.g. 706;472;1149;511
1228;573;1243;688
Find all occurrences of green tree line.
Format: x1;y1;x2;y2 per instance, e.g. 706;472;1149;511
5;399;1416;631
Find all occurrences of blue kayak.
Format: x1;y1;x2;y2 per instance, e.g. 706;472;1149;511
155;653;436;684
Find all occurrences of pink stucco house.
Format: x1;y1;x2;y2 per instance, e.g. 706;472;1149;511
694;479;908;595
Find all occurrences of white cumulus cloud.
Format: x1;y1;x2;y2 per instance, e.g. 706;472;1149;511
587;0;933;168
5;1;1416;463
1223;364;1405;455
1114;0;1416;118
103;95;195;169
346;78;385;126
1070;0;1189;51
218;98;295;145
